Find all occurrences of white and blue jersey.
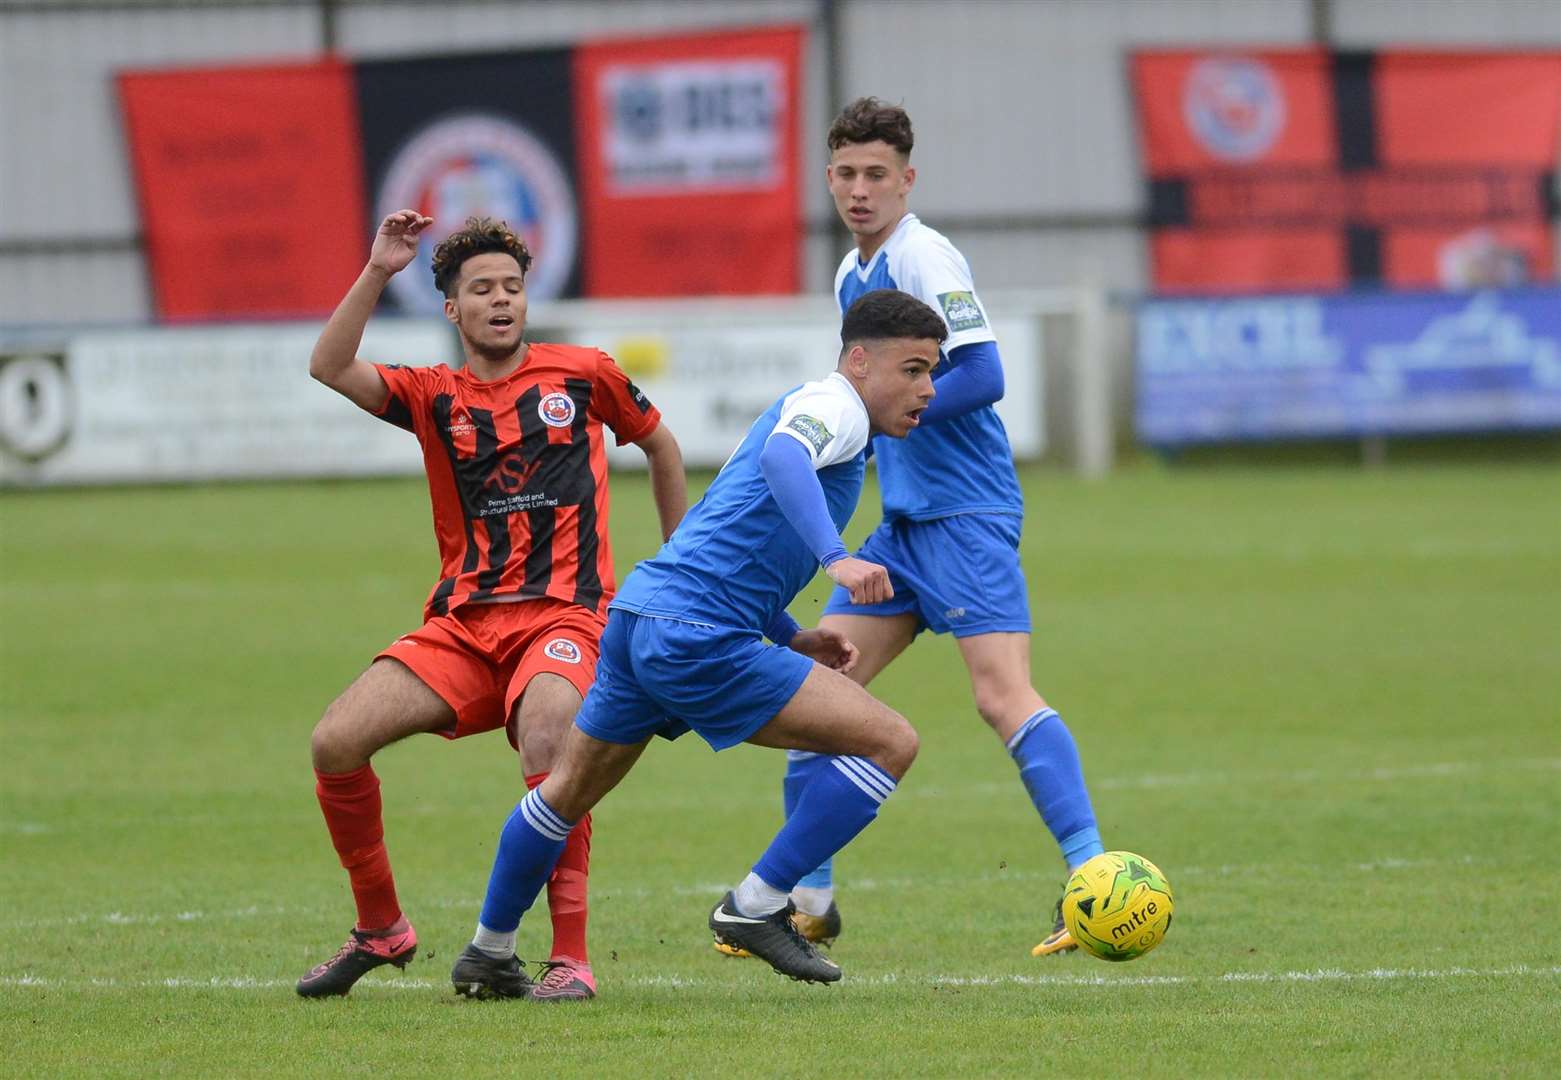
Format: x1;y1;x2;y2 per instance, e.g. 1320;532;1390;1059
834;212;1023;523
825;213;1031;639
577;373;871;751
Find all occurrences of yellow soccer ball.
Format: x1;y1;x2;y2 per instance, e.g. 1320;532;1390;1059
1061;851;1174;961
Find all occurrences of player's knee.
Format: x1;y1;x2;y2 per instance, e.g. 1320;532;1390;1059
517;722;562;775
972;683;1032;733
310;698;372;772
873;712;919;780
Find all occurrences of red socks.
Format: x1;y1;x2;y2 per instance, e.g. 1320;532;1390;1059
526;771;592;963
314;765;402;932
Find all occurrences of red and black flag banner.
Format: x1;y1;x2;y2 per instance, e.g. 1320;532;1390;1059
1133;49;1561;292
353;49;581;315
117;28;804;321
572;26;803;298
117;60;369;320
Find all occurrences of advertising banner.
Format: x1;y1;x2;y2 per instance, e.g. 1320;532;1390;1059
1136;288;1561;445
117;61;368;320
1133;50;1561;292
354;50;582;314
0;321;452;487
573;26;803;297
545;309;1043;469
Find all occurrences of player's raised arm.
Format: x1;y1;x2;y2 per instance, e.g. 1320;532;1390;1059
309;209;433;412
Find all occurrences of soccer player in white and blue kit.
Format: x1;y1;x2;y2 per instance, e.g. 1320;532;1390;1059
449;290;946;993
777;98;1106;957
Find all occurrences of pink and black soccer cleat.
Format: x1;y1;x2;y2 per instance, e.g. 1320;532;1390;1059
528;957;596;1002
296;921;418;997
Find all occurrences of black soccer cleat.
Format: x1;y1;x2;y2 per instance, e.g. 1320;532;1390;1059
708;892;841;984
296;923;418;998
450;943;535;1000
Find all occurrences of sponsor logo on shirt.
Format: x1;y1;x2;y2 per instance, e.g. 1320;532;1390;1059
539;392;576;428
786;414;834;455
626;380;654;414
544;637;582;663
938;291;987;333
446;408;477;436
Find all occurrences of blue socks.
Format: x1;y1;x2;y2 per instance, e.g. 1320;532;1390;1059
477;788;572;934
782;751;834;889
1008;708;1103;870
754;755;896;892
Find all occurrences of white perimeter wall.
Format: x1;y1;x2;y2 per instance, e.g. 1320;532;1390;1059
2;0;1559;326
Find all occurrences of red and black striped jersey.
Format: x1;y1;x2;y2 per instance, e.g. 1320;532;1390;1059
370;343;661;621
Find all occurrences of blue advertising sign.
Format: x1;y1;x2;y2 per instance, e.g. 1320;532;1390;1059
1136;289;1561;445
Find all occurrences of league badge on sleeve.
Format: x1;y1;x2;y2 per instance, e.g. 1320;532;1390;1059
544;638;582;664
938;291;988;333
787;415;835;456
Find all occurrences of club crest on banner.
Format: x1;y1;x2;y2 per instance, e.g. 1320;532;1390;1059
544;638;582;663
1183;57;1286;162
538;391;575;428
377;113;578;313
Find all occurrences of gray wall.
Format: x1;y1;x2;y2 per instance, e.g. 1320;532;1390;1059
2;0;1559;326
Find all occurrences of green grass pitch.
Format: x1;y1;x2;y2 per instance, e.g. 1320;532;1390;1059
3;460;1558;1077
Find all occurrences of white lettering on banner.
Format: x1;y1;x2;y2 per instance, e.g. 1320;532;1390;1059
0;321;451;488
1363;293;1561;393
1139;299;1344;374
602;60;784;195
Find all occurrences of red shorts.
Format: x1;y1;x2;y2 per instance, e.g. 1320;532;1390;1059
376;597;605;745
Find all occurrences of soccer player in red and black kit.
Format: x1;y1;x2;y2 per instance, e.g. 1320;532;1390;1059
297;210;686;1001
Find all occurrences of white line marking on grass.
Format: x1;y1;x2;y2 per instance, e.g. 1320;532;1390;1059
10;757;1554;839
0;854;1503;932
2;965;1557;994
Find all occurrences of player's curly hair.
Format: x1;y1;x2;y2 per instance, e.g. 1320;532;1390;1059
430;217;533;297
827;97;914;157
841;289;947;347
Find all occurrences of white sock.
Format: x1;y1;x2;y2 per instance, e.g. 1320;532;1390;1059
731;872;788;917
472;923;516;959
790;885;834;917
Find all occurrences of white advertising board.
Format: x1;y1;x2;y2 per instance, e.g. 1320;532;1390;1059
0;320;453;487
562;314;1044;470
1;301;1047;485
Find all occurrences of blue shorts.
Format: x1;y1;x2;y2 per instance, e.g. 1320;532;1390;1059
574;609;815;751
821;513;1031;637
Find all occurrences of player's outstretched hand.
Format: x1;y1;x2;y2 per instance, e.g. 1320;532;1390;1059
369;209;434;276
789;627;859;674
826;556;893;606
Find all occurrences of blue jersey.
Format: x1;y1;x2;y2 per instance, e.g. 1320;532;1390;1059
612;372;870;634
834;213;1023;522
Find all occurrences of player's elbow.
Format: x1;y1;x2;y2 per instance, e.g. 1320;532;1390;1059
308;349;338;386
985;365;1005;405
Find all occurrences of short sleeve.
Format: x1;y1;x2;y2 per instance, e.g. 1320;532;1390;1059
370;363;432;433
771;377;870;469
900;231;997;353
592;351;662;446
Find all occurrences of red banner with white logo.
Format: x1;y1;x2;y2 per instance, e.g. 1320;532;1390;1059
573;26;803;297
118;61;367;320
1133;50;1561;292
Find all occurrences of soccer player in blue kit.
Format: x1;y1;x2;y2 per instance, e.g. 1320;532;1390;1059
449;289;947;994
773;98;1107;958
